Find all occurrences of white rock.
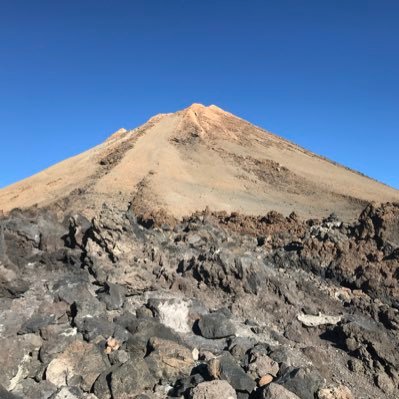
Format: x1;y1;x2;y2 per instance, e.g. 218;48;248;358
297;313;342;327
157;299;191;333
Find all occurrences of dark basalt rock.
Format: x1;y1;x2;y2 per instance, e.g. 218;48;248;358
97;282;126;310
276;366;323;399
171;373;205;396
208;352;256;394
0;384;23;399
1;204;399;399
198;312;236;339
109;359;155;398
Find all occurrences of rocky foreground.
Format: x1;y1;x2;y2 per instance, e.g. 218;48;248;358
1;202;399;399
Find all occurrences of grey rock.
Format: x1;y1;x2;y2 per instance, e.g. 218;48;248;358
0;334;43;390
229;337;257;361
198;313;236;339
276;366;323;399
79;316;115;342
145;337;194;381
260;382;301;399
39;324;80;364
125;317;182;356
93;365;119;399
0;384;23;399
126;317;181;341
45;340;109;392
110;359;155;398
108;349;130;365
73;293;107;330
191;380;237;399
208;352;256;393
172;374;205;396
11;378;57;399
19;313;57;334
97;282;125;310
49;386;83;399
246;351;279;379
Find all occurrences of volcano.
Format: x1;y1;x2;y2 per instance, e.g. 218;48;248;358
0;103;398;220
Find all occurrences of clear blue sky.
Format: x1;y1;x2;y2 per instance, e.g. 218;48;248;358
1;0;398;189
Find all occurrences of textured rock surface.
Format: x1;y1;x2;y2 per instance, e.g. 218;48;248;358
260;382;301;398
191;380;237;399
0;203;398;398
45;341;109;391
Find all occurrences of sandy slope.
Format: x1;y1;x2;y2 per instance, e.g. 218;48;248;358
0;103;398;221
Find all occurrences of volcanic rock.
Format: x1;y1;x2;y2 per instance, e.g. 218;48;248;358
191;380;237;399
198;312;236;339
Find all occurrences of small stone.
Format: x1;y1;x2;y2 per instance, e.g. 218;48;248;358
192;347;200;361
39;325;79;364
192;380;237;399
259;374;274;387
92;365;118;399
105;337;121;354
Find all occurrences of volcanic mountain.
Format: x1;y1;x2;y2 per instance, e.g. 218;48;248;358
2;104;399;399
0;103;398;220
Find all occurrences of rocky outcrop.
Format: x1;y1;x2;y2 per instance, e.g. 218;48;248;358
0;203;398;398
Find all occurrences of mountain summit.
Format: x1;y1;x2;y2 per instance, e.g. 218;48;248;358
0;103;398;220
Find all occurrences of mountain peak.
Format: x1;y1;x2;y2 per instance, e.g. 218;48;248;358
183;103;227;115
0;105;398;220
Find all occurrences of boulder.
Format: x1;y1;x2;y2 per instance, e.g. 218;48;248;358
208;352;256;394
39;324;80;364
246;351;279;379
145;337;195;380
0;334;43;390
276;367;324;399
198;313;236;339
45;340;109;391
148;297;192;333
109;359;155;398
11;379;57;399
